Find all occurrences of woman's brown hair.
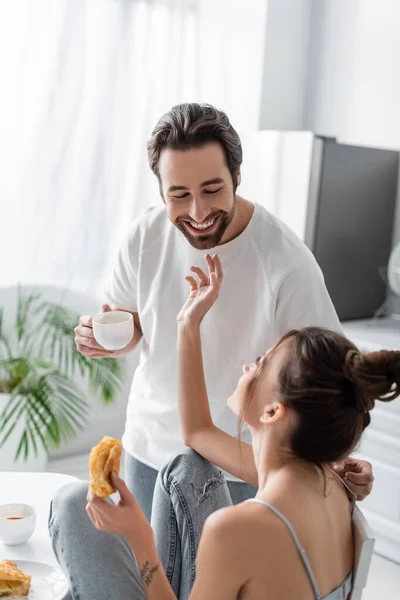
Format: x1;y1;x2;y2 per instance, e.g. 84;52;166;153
241;327;400;466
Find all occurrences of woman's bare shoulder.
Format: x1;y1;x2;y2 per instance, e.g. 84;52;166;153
204;500;286;550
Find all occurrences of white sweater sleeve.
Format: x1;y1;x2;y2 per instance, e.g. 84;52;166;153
274;251;342;341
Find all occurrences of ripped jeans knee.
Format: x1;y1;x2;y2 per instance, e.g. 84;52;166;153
160;448;227;505
153;449;232;598
190;470;226;504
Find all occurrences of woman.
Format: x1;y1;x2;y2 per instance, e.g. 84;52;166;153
50;255;398;600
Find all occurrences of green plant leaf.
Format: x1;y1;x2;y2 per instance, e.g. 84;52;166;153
0;292;125;462
26;401;49;456
0;366;90;460
0;404;25;449
0;357;36;393
0;385;26;440
15;288;40;344
0;308;13;360
15;430;28;462
85;356;123;404
40;371;89;445
27;385;60;447
0;376;53;460
25;409;39;457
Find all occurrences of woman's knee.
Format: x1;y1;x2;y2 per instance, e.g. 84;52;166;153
49;481;89;533
159;448;224;496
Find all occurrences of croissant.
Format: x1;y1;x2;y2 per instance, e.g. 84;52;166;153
89;436;122;498
0;560;31;598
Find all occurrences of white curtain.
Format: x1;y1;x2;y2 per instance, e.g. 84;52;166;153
0;0;267;297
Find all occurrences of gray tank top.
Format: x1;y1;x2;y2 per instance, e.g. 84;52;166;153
246;474;355;600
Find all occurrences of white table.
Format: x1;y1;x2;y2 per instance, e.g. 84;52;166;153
0;472;78;567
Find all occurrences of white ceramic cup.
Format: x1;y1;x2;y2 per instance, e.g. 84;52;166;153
92;311;134;351
0;503;36;546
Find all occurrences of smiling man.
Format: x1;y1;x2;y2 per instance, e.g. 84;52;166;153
75;103;374;520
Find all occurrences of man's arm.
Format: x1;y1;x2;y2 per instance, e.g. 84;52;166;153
78;215;144;358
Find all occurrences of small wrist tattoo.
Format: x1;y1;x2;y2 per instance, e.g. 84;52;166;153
140;560;159;587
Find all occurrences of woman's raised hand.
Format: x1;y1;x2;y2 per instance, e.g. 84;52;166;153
177;254;223;326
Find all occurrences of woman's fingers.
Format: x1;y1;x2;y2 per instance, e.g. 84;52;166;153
205;253;215;276
209;271;219;288
190;266;208;286
86;495;113;528
185;276;198;292
186;255;222;293
213;254;223;280
86;503;98;528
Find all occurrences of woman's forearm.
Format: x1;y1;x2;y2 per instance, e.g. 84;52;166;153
126;533;176;600
177;319;258;484
177;320;213;443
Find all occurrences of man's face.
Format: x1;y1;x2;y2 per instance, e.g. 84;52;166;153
158;143;237;250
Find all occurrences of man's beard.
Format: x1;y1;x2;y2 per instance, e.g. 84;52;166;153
175;196;236;250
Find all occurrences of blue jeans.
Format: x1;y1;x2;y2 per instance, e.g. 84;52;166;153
49;449;257;600
125;453;257;521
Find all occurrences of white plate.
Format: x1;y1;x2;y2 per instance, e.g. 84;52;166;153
14;560;68;600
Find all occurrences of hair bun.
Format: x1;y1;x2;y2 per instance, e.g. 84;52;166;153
344;349;400;412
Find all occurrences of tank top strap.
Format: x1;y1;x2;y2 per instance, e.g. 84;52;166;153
329;469;357;514
246;498;322;600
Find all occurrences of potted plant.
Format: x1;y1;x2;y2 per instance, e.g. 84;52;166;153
0;290;123;471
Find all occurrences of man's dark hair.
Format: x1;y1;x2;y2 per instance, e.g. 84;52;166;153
147;103;243;191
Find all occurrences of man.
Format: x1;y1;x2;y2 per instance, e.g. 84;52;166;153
75;103;373;520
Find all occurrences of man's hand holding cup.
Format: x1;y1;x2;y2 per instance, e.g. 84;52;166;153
75;304;134;358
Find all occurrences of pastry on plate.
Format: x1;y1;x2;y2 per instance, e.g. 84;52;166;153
89;436;122;498
0;560;31;598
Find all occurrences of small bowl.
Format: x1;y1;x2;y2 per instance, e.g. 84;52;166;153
0;503;36;546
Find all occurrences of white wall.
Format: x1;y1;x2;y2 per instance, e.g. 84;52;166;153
260;0;400;250
305;0;400;151
262;0;400;151
197;0;268;132
260;0;313;130
304;0;400;250
239;131;314;240
304;0;358;139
